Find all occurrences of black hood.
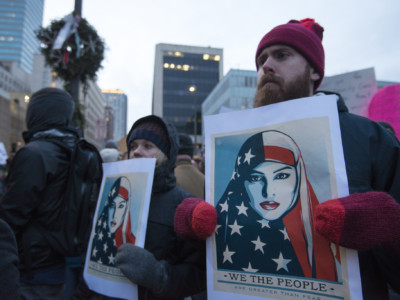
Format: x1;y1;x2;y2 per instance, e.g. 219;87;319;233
25;88;75;131
126;115;179;193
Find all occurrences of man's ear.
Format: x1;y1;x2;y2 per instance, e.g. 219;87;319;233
310;68;321;83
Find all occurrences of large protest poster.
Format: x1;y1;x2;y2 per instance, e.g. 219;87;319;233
204;95;362;300
84;158;155;300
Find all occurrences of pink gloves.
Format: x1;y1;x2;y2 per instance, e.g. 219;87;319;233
315;192;400;252
174;198;217;241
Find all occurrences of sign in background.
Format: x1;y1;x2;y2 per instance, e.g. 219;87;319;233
368;84;400;140
319;67;377;117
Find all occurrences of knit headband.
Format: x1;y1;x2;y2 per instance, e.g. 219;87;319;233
128;116;170;158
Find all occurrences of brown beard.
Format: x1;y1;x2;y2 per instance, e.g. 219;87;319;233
253;66;313;108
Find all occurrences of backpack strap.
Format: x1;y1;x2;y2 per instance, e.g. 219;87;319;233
74;139;103;257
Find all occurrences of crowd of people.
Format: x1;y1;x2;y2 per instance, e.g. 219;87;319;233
1;17;400;300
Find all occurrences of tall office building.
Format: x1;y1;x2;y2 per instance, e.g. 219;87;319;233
0;0;44;74
102;89;128;142
153;43;223;147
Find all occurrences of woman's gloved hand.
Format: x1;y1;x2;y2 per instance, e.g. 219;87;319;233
174;198;217;241
115;244;167;294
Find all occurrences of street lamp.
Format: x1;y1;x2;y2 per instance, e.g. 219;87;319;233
188;85;196;93
188;85;197;149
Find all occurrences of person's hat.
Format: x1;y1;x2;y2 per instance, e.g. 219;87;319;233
178;133;194;157
127;115;170;158
105;139;119;150
26;87;75;130
255;18;325;90
100;148;119;162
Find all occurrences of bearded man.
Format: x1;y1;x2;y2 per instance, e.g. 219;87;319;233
174;18;400;300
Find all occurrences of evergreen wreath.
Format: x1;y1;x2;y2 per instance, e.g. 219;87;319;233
36;15;105;129
36;16;105;85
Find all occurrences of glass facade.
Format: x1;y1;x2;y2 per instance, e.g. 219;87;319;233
0;0;44;73
202;69;258;116
163;51;220;135
153;44;222;141
102;90;128;142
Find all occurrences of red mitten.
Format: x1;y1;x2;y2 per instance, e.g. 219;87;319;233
315;192;400;252
174;198;217;241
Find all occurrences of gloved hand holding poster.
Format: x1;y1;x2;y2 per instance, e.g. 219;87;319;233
204;95;362;300
84;158;155;300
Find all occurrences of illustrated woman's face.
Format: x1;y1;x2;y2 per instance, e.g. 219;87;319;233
108;196;128;233
244;161;297;220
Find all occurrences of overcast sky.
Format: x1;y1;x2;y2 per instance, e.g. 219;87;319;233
42;0;400;127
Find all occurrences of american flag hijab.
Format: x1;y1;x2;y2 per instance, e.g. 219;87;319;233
215;130;338;281
90;176;136;267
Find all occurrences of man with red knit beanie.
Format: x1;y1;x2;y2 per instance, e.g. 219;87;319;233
174;18;400;299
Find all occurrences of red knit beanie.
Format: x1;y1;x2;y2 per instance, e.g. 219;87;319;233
255;18;325;90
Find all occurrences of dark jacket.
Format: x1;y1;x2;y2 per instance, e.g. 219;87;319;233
331;92;400;299
129;116;206;299
174;157;205;199
0;218;20;299
0;88;78;282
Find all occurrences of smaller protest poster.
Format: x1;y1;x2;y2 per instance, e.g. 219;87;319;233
84;158;155;300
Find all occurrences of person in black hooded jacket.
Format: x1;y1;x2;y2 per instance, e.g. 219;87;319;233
0;88;81;299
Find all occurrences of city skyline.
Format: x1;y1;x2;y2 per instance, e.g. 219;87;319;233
42;0;400;127
0;0;44;73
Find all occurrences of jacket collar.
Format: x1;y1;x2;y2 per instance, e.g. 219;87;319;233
23;126;80;144
314;91;349;113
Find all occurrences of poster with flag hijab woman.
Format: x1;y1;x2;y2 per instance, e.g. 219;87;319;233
204;95;362;300
84;158;155;300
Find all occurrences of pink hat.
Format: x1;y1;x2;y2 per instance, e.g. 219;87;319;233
255;18;325;90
